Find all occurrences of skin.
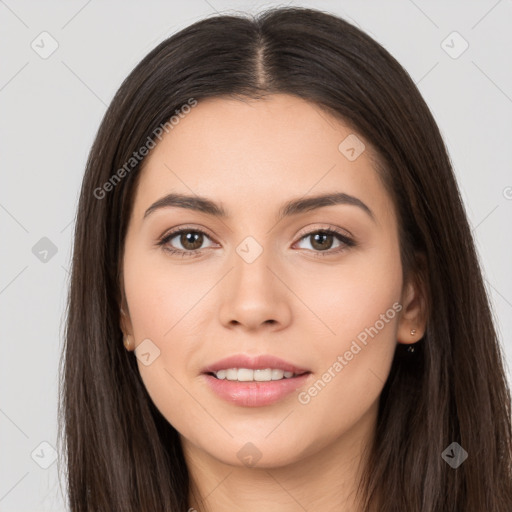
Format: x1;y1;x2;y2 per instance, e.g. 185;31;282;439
120;94;426;512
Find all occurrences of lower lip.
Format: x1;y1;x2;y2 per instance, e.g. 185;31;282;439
202;373;311;407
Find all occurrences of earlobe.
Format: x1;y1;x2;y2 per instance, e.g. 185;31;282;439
123;333;133;351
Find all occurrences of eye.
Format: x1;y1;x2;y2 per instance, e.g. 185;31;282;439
157;225;356;258
294;227;355;257
158;227;216;257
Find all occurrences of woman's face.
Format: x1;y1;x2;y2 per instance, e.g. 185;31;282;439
121;94;418;469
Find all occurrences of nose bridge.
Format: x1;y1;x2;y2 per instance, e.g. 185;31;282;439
217;233;291;329
231;235;277;301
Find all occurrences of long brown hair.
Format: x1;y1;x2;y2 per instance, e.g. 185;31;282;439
58;6;512;511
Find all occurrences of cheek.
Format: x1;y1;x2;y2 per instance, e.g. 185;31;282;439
123;244;205;341
293;241;403;344
291;243;402;427
122;247;201;400
123;258;208;434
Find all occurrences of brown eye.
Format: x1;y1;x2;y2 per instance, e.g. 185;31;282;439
309;232;335;251
295;228;355;256
159;228;215;256
177;231;204;251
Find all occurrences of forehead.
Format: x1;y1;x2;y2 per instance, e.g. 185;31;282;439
131;94;394;225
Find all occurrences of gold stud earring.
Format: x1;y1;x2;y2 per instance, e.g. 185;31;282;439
407;329;418;353
123;335;131;350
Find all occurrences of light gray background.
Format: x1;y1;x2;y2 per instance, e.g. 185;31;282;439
1;0;511;510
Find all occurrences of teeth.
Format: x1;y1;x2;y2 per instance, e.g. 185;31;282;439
272;369;285;380
226;368;238;380
212;368;301;381
215;369;227;379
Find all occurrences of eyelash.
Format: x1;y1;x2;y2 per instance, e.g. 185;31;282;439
157;225;356;259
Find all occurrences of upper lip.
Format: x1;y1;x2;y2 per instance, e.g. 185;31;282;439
202;354;311;375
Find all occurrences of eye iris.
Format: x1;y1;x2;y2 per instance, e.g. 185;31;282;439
181;231;203;250
311;232;333;251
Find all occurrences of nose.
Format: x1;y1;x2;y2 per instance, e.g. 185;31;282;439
217;247;292;332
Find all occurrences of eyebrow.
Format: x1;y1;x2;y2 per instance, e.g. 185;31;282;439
143;192;375;223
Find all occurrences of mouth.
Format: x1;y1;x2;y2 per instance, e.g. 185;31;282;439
200;354;312;406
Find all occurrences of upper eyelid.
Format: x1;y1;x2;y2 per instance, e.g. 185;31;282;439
295;223;353;239
162;225;218;243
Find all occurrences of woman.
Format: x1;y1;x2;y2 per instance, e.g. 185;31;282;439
58;6;512;511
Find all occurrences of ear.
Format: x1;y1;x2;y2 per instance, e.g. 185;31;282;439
119;294;134;351
397;259;428;345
